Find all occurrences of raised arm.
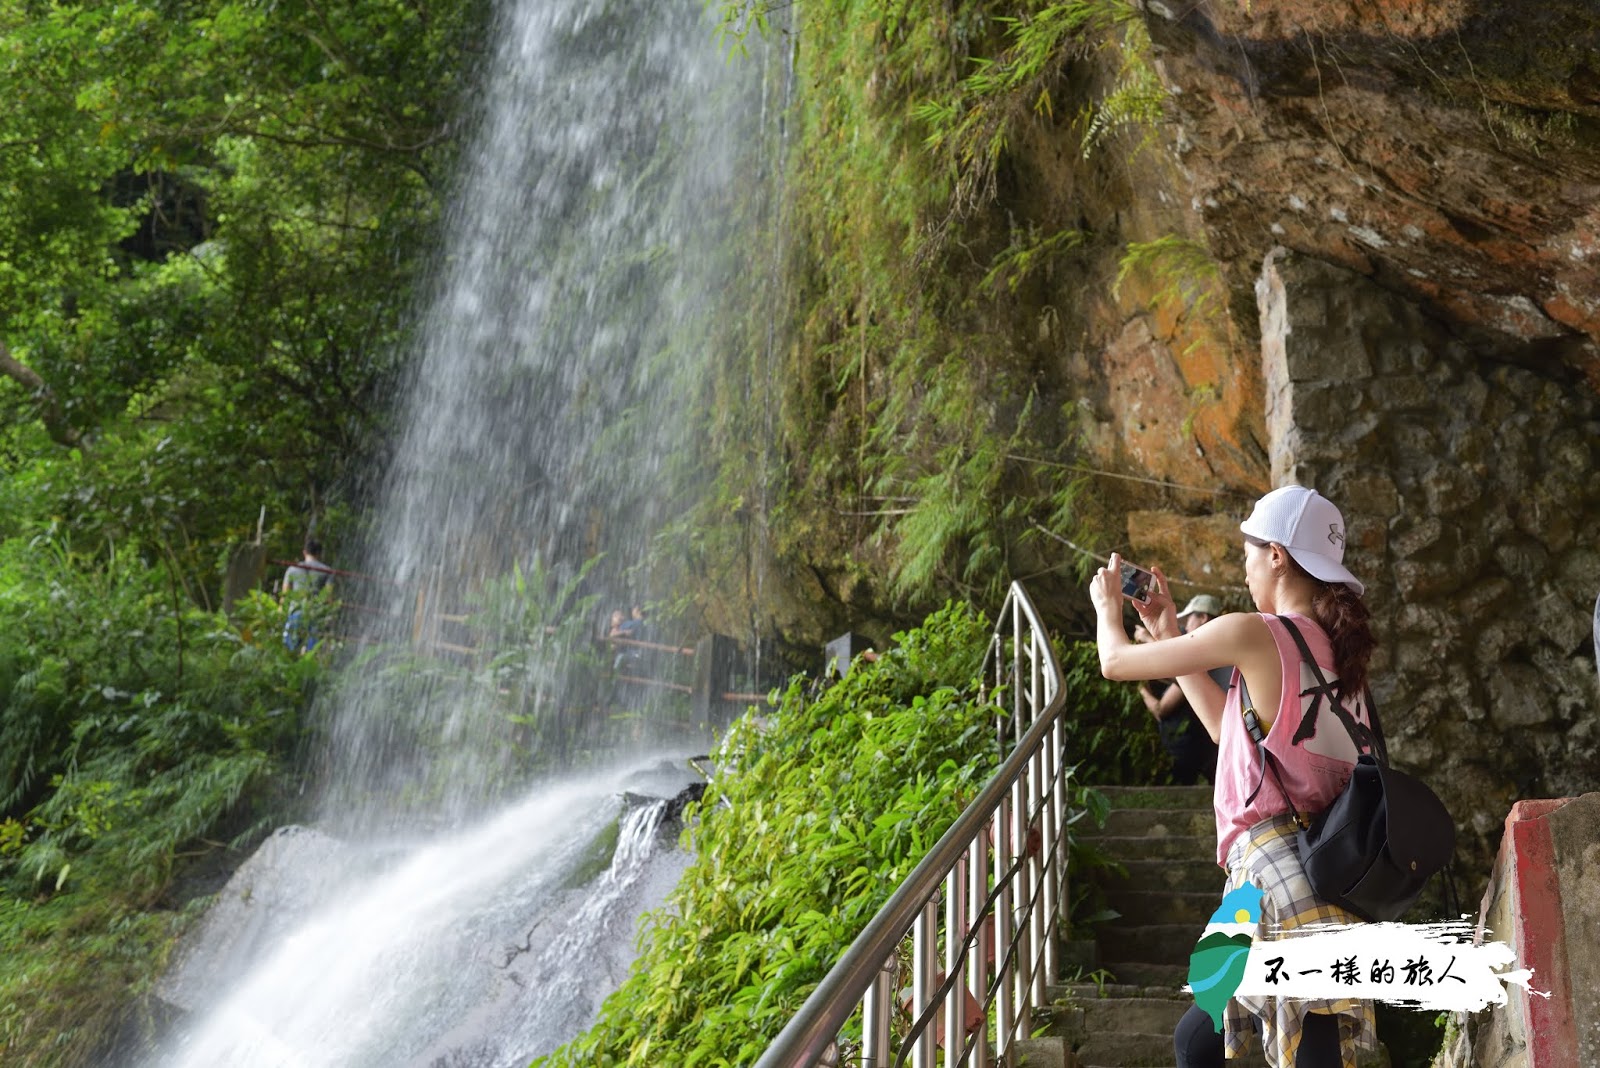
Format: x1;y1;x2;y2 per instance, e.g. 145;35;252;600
1092;553;1281;740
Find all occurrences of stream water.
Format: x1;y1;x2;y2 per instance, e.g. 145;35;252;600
148;0;772;1062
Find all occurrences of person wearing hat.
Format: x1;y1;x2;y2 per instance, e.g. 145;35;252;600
1137;593;1228;785
1089;485;1379;1068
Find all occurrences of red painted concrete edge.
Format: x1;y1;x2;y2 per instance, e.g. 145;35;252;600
1505;798;1577;1068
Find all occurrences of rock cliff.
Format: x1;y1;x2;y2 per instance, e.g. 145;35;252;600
1071;0;1600;865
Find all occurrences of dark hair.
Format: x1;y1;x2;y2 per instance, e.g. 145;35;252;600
1281;555;1374;699
1251;534;1375;698
304;537;323;557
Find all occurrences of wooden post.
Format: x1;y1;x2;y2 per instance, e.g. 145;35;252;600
221;543;268;616
692;634;740;723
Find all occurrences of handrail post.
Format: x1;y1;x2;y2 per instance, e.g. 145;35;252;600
1026;748;1043;1008
912;900;938;1068
1010;770;1033;1037
992;797;1014;1059
968;827;991;1068
862;957;895;1067
1039;721;1060;993
943;856;965;1064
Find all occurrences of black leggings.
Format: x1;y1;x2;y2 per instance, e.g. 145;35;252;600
1174;1003;1343;1068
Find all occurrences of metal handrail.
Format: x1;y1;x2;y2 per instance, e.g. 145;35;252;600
755;581;1070;1068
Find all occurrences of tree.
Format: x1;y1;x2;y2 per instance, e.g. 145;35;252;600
0;0;487;556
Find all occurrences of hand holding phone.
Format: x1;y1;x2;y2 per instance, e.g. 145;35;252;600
1119;559;1157;604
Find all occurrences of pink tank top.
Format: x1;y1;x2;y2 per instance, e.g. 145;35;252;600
1211;613;1377;868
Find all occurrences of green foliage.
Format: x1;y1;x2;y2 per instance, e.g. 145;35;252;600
916;0;1147;210
1077;13;1165;158
0;0;488;560
0;535;321;1065
0;6;488;1052
1053;636;1165;786
539;602;1135;1067
981;224;1089;296
537;602;998;1066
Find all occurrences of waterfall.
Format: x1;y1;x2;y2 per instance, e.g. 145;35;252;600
313;0;764;830
148;0;773;1062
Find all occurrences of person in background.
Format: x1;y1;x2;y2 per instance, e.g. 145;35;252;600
609;606;647;671
1138;595;1227;785
281;537;333;653
616;604;645;641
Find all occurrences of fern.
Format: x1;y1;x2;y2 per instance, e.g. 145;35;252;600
981;224;1088;295
917;0;1156;214
1079;16;1166;157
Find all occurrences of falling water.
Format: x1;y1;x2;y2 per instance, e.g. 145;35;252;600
149;0;771;1062
304;0;769;831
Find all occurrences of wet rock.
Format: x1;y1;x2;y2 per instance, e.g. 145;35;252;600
155;826;353;1016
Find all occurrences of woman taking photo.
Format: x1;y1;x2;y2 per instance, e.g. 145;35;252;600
1089;486;1380;1068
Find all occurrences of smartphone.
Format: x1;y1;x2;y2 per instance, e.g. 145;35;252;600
1119;560;1156;604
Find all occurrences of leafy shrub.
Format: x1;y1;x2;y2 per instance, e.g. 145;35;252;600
0;534;320;1066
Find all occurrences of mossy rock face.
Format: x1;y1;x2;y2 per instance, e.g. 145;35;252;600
561;818;622;891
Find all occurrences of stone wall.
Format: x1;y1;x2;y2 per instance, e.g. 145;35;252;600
1255;249;1600;856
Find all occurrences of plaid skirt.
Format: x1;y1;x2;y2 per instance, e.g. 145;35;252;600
1222;814;1380;1068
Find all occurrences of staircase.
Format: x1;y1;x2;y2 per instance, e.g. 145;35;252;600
1017;784;1217;1068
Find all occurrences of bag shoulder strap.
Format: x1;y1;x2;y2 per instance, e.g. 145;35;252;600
1238;674;1306;830
1276;615;1389;765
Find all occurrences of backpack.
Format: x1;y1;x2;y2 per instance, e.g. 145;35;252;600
1242;616;1455;922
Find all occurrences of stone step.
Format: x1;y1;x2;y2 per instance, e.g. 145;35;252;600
1069;1030;1178;1067
1083;833;1215;862
1099;961;1189;989
1095;858;1223;895
1080;808;1215;839
1051;995;1191;1038
1055;981;1190;1003
1013;1034;1069;1068
1103;890;1218;927
1097;924;1200;966
1092;785;1215;809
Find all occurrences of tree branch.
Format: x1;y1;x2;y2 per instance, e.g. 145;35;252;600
0;338;83;449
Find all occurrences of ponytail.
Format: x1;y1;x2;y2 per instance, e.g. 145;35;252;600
1309;581;1374;700
1279;549;1374;699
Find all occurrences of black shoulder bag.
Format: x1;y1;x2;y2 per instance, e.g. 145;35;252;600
1240;616;1455;922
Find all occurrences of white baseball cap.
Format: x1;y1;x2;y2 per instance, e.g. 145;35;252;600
1239;485;1364;595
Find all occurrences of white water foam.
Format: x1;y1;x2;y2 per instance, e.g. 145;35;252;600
158;761;693;1068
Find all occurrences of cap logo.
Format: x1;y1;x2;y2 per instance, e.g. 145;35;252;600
1328;524;1344;547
